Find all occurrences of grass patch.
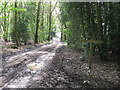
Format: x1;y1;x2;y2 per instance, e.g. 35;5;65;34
0;44;18;48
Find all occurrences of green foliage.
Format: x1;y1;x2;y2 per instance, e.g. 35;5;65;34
60;2;120;59
1;2;57;45
10;8;27;11
11;2;29;45
19;19;29;44
0;15;9;18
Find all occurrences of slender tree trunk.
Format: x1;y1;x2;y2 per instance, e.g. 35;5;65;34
86;3;92;40
48;2;52;41
90;4;96;39
35;1;41;43
61;25;63;41
41;3;44;41
14;1;19;46
96;2;102;39
3;3;8;42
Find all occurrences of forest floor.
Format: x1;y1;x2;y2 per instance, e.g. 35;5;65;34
0;38;120;89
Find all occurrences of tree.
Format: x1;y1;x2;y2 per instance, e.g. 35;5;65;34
60;2;120;60
48;2;52;41
35;1;41;44
2;3;8;42
12;1;20;46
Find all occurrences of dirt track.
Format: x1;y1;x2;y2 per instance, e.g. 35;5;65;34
0;38;120;89
1;38;64;88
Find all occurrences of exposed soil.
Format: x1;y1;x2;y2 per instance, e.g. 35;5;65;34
28;45;120;89
1;42;49;59
0;42;50;87
52;46;120;88
1;40;120;89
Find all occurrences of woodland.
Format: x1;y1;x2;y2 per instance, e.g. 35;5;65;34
0;1;120;89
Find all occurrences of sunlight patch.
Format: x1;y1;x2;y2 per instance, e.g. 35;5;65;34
27;63;42;70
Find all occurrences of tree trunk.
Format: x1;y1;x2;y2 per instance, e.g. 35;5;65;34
3;3;8;42
48;2;52;41
96;2;102;39
14;1;19;46
41;2;44;41
35;1;41;44
61;25;63;41
86;3;92;40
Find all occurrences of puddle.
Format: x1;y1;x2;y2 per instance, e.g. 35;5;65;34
1;37;64;88
27;63;42;70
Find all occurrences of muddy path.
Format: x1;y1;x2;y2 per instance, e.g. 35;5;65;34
0;38;119;89
1;38;64;88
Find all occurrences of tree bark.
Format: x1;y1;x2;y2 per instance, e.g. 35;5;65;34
96;2;103;39
48;2;52;41
3;3;8;42
14;1;20;46
35;1;41;43
41;2;44;41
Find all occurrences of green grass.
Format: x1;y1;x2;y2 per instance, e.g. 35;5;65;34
0;44;17;48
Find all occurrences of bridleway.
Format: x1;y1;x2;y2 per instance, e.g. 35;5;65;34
0;37;64;88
